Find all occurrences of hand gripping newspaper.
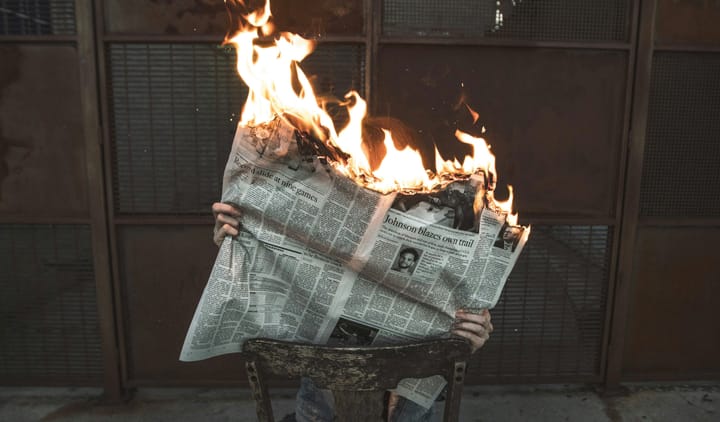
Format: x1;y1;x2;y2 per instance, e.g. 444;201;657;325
180;118;531;408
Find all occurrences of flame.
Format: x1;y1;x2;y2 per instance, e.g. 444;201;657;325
244;0;271;27
225;0;518;223
465;103;480;125
335;91;370;174
226;1;334;142
372;130;434;192
435;130;496;180
490;185;518;227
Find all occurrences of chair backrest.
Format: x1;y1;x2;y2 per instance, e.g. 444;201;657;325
242;337;472;422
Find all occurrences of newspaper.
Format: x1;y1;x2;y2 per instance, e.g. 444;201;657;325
180;119;530;408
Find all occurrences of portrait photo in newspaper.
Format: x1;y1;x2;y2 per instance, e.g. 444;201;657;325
390;246;423;275
493;223;523;253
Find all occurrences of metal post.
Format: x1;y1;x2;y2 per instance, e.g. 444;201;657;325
604;0;657;391
74;0;126;402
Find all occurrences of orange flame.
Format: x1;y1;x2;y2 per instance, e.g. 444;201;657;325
465;103;480;125
225;0;518;223
489;185;518;227
372;130;434;192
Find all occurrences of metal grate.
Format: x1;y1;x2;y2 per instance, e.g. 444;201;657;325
0;224;102;384
109;43;364;214
109;43;246;215
383;0;495;38
301;44;365;99
0;0;75;35
640;52;720;218
383;0;630;42
468;225;611;380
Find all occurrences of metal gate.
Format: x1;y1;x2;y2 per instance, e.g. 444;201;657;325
1;0;718;399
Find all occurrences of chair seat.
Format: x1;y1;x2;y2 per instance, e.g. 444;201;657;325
242;337;472;422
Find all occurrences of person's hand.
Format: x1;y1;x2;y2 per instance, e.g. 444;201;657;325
452;309;493;353
212;202;242;246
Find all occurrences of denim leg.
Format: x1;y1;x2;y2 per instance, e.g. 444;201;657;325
295;377;335;422
388;396;433;422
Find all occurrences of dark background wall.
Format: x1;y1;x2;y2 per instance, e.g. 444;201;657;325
0;0;718;397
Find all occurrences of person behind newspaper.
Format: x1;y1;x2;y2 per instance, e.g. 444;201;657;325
213;202;494;422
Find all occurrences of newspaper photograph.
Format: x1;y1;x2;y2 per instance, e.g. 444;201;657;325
180;119;530;408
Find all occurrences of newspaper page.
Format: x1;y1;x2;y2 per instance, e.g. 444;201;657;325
180;119;530;408
180;120;394;360
320;198;530;408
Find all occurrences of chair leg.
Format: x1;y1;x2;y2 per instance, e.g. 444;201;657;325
247;360;274;422
442;361;467;422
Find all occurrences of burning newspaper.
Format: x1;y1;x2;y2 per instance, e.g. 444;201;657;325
181;0;530;409
180;119;529;407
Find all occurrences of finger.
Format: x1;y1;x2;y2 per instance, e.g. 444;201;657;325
221;223;239;237
217;213;241;229
387;392;400;418
213;223;239;246
212;202;241;219
215;205;242;220
452;329;490;346
452;309;493;354
453;321;486;336
455;310;490;326
211;202;224;219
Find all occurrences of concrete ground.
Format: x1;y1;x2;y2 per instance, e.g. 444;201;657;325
0;383;717;421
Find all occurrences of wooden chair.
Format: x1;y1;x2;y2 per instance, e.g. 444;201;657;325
242;337;472;422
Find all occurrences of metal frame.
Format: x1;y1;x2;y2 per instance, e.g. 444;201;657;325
0;35;76;42
377;38;631;50
74;0;125;402
0;0;123;399
91;2;373;393
615;0;720;382
3;0;666;396
0;0;672;397
369;0;641;389
87;0;133;399
96;0;644;392
604;0;657;390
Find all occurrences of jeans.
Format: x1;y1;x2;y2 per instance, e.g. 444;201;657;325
295;378;433;422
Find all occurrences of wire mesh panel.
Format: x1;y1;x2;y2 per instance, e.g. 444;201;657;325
104;0;364;36
468;225;611;381
302;45;365;99
0;224;102;384
109;43;364;214
0;0;75;35
383;0;495;37
109;43;246;215
383;0;631;42
640;52;720;218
